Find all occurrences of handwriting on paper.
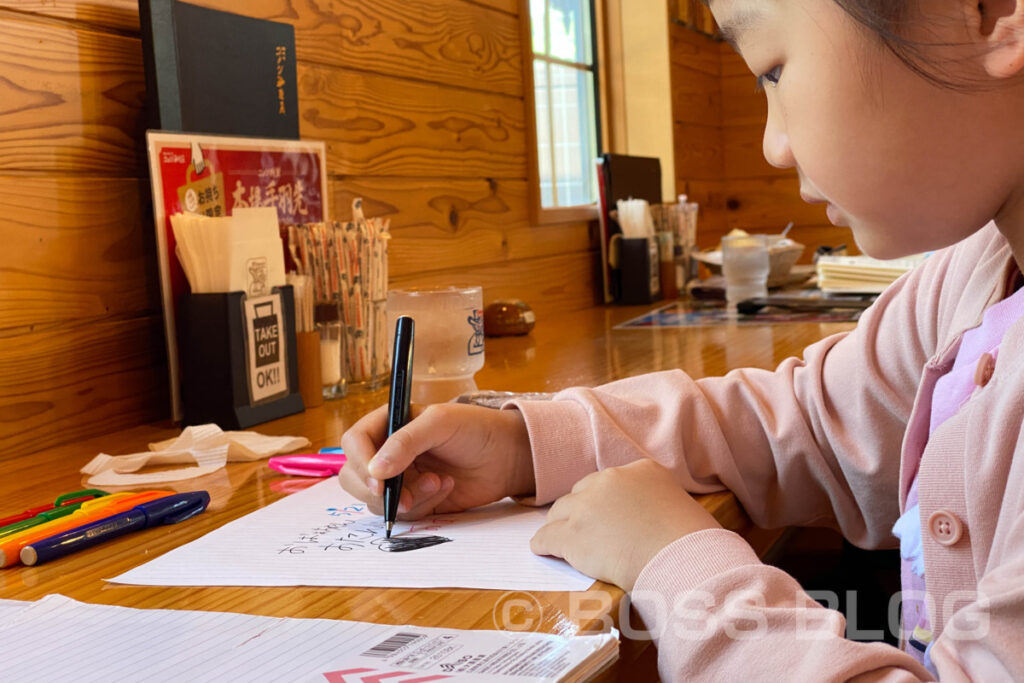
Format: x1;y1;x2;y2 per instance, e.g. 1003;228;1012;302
378;536;451;552
277;503;455;555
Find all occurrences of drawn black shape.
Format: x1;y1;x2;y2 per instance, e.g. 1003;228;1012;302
376;535;452;553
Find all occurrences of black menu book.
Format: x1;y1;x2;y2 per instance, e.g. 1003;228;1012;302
140;0;299;139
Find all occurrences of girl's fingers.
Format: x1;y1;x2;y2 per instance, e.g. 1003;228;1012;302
368;405;453;480
366;477;382;496
341;405;389;466
398;474;456;521
386;466;431;514
337;467;384;516
544;492;576;523
337;408;389;508
382;469;442;517
339;408;388;483
570;470;601;494
530;519;570;558
393;469;436;514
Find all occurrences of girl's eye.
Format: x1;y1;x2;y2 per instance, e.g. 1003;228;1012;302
755;65;782;92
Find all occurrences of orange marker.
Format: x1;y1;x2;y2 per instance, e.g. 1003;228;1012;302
0;491;172;568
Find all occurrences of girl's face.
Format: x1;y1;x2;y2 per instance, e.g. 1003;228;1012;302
711;0;1024;259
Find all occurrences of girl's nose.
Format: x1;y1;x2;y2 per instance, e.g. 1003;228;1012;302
762;111;795;169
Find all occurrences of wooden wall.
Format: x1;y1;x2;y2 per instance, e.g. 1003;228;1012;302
669;20;855;257
0;0;597;458
669;21;726;242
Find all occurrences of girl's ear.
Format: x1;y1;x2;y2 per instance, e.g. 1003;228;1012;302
972;0;1024;78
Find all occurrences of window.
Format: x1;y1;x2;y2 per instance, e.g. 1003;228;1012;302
529;0;601;210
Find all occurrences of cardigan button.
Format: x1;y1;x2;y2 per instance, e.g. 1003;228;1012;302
928;510;963;547
973;352;995;387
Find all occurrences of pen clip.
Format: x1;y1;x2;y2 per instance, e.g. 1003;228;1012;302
80;492;134;511
163;497;210;525
53;489;107;507
139;491;211;525
38;505;81;522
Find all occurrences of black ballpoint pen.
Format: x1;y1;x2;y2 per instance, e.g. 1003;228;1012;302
384;315;415;538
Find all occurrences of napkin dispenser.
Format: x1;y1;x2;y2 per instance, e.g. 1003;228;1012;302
181;284;304;428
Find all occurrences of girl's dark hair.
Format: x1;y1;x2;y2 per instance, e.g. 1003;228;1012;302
830;0;969;89
700;0;990;90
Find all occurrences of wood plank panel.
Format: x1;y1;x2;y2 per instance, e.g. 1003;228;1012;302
329;177;593;276
190;0;523;97
466;0;518;15
721;176;831;230
0;0;139;32
0;13;144;174
720;46;768;129
0;316;168;456
720;41;750;75
669;21;723;235
0;0;520;36
723;123;792;180
680;178;728;240
299;63;527;178
671;63;721;128
669;22;720;76
0;175;159;332
331;177;531;232
390;250;599;316
673;121;723;180
388;220;593;279
721;76;765;128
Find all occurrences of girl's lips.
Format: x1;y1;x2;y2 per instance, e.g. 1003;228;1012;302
800;192;827;204
826;202;848;226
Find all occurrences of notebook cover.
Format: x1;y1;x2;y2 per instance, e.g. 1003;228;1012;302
140;0;299;139
602;153;662;207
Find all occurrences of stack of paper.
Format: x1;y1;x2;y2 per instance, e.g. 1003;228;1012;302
0;595;618;682
816;254;925;293
171;206;286;296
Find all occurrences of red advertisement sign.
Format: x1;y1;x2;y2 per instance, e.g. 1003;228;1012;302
147;131;329;420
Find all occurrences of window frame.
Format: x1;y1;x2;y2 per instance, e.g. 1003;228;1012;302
520;0;604;225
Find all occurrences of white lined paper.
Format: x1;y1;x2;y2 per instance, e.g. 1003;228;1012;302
0;595;617;682
0;597;30;621
111;480;594;591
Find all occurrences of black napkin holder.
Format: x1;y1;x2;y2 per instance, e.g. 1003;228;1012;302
615;237;661;305
181;285;304;428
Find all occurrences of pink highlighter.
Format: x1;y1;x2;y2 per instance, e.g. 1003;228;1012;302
268;451;346;477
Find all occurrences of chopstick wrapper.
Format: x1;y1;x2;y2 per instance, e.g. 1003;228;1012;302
81;424;310;486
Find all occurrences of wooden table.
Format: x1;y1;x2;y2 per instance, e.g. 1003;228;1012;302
0;303;855;679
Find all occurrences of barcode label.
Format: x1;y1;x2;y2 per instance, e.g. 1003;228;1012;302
361;632;425;658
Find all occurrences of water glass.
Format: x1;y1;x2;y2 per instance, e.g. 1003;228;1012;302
386;286;484;404
722;234;770;306
318;320;346;399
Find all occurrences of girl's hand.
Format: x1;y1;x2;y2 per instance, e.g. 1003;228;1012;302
338;403;534;519
530;459;721;591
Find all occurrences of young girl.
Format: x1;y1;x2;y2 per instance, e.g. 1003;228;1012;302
339;0;1024;678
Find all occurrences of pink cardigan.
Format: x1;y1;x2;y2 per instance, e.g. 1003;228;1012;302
511;224;1024;680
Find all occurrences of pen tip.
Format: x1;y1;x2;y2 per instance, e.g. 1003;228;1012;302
385;521;393;539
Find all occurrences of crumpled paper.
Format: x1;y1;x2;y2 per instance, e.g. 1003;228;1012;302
80;424;310;486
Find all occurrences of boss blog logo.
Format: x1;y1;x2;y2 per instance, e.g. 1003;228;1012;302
491;591;543;632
